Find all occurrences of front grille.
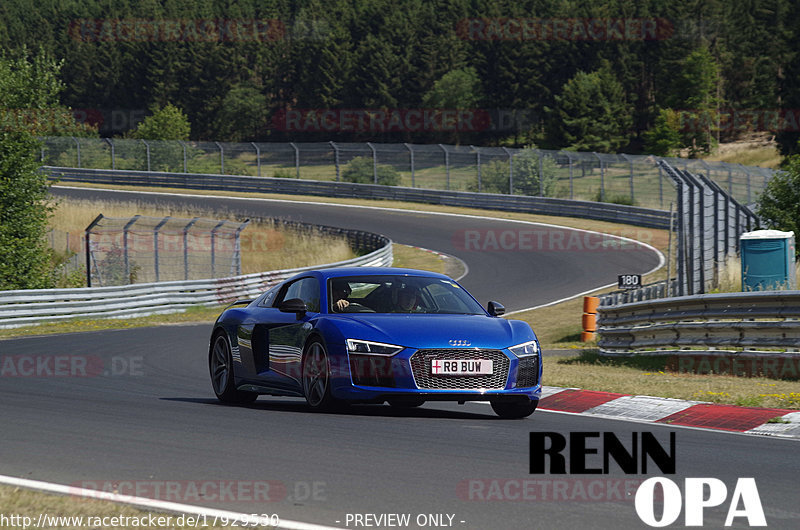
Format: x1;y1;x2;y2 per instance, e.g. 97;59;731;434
516;356;539;388
350;354;396;387
410;349;509;390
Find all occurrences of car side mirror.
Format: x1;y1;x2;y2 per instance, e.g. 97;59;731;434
279;298;307;315
487;301;505;317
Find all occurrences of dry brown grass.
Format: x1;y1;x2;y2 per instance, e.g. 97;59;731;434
48;197;355;274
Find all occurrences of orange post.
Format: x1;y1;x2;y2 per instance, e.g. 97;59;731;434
581;296;599;342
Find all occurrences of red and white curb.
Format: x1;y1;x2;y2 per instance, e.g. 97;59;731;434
538;386;800;439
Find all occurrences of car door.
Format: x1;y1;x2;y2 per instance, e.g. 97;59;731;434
238;277;320;390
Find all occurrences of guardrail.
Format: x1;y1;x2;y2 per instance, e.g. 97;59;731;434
0;231;392;328
597;291;800;355
43;167;673;229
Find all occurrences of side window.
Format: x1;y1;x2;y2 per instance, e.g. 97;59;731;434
279;277;320;313
258;286;279;308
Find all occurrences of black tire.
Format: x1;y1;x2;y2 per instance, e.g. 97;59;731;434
387;398;426;408
491;399;538;419
209;332;258;404
302;339;338;411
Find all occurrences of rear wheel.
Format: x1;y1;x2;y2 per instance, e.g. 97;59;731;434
491;399;537;419
209;333;257;404
302;340;338;410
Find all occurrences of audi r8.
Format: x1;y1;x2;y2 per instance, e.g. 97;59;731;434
208;267;541;418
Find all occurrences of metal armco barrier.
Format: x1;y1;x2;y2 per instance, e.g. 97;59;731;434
597;291;800;355
43;167;672;229
0;232;391;328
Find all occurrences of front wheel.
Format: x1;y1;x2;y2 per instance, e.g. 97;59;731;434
491;399;537;419
209;333;257;404
302;339;339;410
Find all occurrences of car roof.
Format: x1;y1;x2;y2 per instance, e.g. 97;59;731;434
293;267;453;281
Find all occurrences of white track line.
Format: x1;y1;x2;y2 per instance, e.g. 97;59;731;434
0;474;343;530
52;184;665;314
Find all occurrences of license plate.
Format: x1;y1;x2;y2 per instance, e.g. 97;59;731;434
431;359;493;375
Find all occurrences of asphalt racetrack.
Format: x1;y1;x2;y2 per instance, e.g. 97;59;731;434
0;186;796;529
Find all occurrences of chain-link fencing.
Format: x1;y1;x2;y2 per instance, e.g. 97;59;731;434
40;137;779;211
85;214;249;287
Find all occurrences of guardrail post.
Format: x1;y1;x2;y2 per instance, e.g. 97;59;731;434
404;143;415;187
183;217;199;280
123;215;141;284
330;141;340;181
141;140;150;171
439;144;450;190
367;142;378;184
73;137;81;168
251;142;261;177
215;141;224;174
153;216;171;282
105;138;115;170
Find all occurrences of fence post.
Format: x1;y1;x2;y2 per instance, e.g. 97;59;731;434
141;140;150;171
85;214;104;287
621;154;634;202
593;152;604;201
536;149;544;196
153;216;171;282
404;143;415;187
123;215;141;284
330;141;340;181
210;220;226;278
215;141;224;174
657;162;664;208
251;142;261;177
233;219;250;276
105;138;115;170
73;137;81;168
290;142;300;178
502;147;513;194
178;141;187;172
439;144;450;190
739;163;751;204
183;217;199;280
472;145;481;192
566;152;574;199
367;142;378;184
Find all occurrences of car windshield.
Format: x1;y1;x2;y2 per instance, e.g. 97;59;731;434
328;275;485;315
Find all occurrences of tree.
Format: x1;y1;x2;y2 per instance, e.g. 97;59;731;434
422;67;481;110
643;109;683;156
756;149;800;252
672;46;721;156
0;130;54;289
549;66;633;153
129;103;191;140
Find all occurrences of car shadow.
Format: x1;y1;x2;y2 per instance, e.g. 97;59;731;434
160;397;500;420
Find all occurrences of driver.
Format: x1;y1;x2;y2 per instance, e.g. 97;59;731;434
396;286;420;312
331;280;352;312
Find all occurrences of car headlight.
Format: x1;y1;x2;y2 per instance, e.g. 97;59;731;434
346;339;404;356
508;340;539;358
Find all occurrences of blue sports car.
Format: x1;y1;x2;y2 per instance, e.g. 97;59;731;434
209;267;541;418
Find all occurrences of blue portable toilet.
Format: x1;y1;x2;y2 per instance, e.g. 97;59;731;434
740;230;796;291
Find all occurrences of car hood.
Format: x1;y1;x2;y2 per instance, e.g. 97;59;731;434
329;313;534;350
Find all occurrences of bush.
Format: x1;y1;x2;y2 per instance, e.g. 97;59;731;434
341;156;400;186
469;147;557;196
